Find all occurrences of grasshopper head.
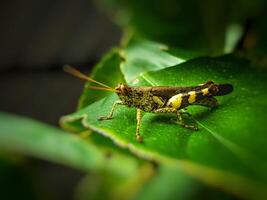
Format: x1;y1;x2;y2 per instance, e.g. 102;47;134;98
115;84;132;104
115;84;131;95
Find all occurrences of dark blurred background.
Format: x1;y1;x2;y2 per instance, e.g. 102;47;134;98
0;0;121;199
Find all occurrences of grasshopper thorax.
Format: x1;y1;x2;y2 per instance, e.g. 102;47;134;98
115;83;133;105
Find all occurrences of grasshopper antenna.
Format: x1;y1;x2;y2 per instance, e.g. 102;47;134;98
86;86;115;92
63;65;113;90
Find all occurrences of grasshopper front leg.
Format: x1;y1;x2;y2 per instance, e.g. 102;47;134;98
136;108;143;143
98;100;123;121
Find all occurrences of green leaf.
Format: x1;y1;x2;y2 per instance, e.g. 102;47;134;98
100;0;267;56
0;112;140;177
120;36;185;82
135;165;200;200
61;55;267;198
135;165;235;200
100;0;263;55
75;163;155;200
102;0;227;53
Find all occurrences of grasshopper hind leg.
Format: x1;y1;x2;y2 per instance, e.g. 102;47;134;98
176;111;198;131
174;97;218;130
152;108;198;131
194;97;218;109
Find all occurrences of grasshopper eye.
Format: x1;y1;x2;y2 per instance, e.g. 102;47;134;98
115;84;129;95
121;84;129;94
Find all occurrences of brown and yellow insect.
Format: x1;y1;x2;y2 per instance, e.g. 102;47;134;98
64;66;233;142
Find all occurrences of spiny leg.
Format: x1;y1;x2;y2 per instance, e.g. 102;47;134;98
98;100;123;120
176;111;198;130
153;107;197;130
180;109;191;117
153;107;177;113
136;108;143;142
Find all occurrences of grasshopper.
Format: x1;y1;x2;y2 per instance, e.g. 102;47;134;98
64;66;233;142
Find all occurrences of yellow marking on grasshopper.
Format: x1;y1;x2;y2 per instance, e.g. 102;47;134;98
188;91;197;103
201;88;209;95
167;94;183;109
152;96;164;107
